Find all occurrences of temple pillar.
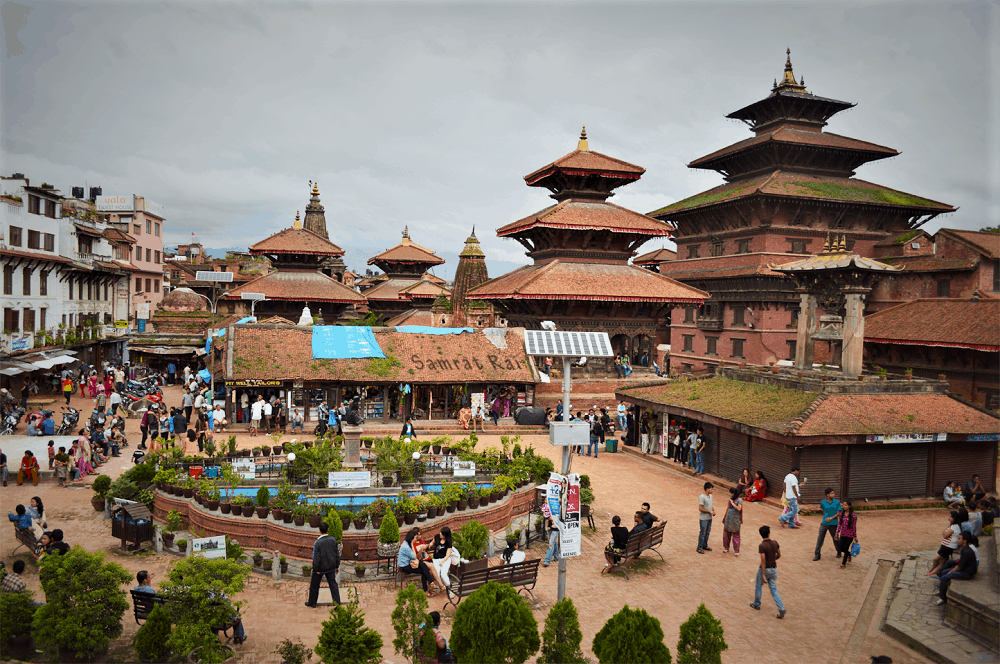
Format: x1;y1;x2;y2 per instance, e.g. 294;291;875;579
342;424;363;468
841;287;869;379
794;290;817;370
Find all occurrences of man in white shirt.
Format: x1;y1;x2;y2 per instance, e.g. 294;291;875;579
778;467;801;529
250;396;264;437
262;399;273;433
240;392;250;425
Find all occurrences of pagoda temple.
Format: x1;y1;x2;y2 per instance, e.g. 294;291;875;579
468;129;709;362
649;50;955;373
224;207;365;323
363;227;451;321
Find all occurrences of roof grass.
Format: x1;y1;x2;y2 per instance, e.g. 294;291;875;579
786;181;941;208
650;182;755;216
619;377;818;432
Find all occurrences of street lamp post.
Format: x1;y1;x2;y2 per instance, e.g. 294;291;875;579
173;286;228;409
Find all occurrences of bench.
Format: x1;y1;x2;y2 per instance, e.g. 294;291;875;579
129;589;242;642
602;522;666;580
443;558;541;610
11;525;38;558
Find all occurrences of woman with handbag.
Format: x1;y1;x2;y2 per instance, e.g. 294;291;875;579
836;500;859;568
722;487;744;556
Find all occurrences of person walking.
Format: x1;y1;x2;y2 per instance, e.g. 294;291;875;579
182;390;193;423
250;396;264;437
722;487;743;556
587;416;601;458
542;514;560;567
694;427;706;474
304;522;341;607
778;467;801;529
750;525;786;618
617;401;626;430
685;427;699;469
814;487;842;561
836;500;859;568
61;376;74;406
240;392;250;425
697;482;715;554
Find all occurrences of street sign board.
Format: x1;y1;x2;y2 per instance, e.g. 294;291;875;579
524;330;613;357
240;292;265;300
195;271;234;283
548;421;590;447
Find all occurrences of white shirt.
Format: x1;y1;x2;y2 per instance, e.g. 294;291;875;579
263;402;272;416
506;550;525;565
250;401;264;420
194;395;205;409
784;473;799;500
241;394;249;407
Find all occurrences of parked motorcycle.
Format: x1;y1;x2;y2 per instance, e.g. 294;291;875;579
54;406;80;435
0;406;25;435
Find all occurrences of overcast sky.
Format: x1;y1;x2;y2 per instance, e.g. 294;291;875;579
2;1;997;279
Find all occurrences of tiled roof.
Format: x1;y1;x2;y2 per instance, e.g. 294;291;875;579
771;252;900;274
102;228;136;243
230;326;537;384
250;228;345;256
873;230;932;247
369;235;444;266
688;128;897;168
364;278;423;302
399;280;451;299
659;252;800;281
650;171;954;216
498;200;673;237
936;229;1000;259
864;298;1000;350
881;256;979;272
633;247;677;265
224;269;365;303
467;260;709;303
794;394;999;436
384;309;437;327
0;249;72;265
524;149;645;186
258;315;296;325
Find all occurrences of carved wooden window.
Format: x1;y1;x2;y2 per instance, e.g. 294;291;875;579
736;239;751;254
732;305;746;326
709;241;725;257
706;337;718;356
683;307;695;323
687;245;701;259
937;279;951;298
682;335;694;352
731;338;745;359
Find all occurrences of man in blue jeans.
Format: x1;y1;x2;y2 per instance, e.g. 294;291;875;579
934;532;977;605
697;482;714;553
778;467;801;529
542;515;560;567
751;525;786;618
694;427;706;474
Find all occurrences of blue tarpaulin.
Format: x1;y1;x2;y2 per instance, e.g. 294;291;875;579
198;369;211;383
395;326;473;335
205;317;256;353
312;326;386;359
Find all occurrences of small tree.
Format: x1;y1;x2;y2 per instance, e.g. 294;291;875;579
33;547;132;661
676;603;728;664
391;583;431;664
257;486;271;507
315;602;383;664
0;591;37;658
452;520;489;559
380;509;400;544
592;605;671;664
134;604;172;662
324;508;343;541
451;581;540;664
538;597;587;664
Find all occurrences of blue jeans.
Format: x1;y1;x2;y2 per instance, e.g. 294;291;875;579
938;570;973;601
753;568;784;611
618;414;626;430
695;451;705;474
544;530;560;564
779;497;799;526
588;435;600;457
698;517;712;551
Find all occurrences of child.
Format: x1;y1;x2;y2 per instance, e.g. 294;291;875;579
47;440;55;470
53;446;70;487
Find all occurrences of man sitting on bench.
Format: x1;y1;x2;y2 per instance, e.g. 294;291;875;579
134;570;155;594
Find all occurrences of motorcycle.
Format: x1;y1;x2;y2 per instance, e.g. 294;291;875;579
54;406;80;436
0;406;25;435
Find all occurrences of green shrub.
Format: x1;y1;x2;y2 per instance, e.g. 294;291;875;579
107;475;142;502
166;509;186;532
125;462;157;483
538;597;586;664
451;581;539;663
134;604;172;661
592;605;671;664
391;583;430;664
315;602;383;664
452;520;489;559
0;591;37;657
324;509;343;541
579;474;591;488
274;638;312;664
531;456;555;483
257;486;271;507
676;603;728;664
379;510;400;544
33;547;132;661
92;474;112;498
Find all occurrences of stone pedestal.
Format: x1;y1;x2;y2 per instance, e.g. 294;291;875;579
841;287;869;379
794;290;817;370
342;424;363;468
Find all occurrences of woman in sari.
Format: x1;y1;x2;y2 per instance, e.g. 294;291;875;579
745;471;768;502
75;437;93;478
103;373;113;396
88;372;98;397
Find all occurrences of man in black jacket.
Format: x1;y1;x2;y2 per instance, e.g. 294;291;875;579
934;532;977;606
305;522;341;607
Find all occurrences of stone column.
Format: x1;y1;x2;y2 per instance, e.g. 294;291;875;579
841;287;869;379
272;549;281;580
342;424;363;468
794;290;818;370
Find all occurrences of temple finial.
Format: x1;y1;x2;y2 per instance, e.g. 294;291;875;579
822;232;831;253
293;210;302;228
776;48;807;93
312;181;319;195
578;126;589;152
402;225;410;240
839;234;848;253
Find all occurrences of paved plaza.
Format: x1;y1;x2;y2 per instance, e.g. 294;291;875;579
0;388;955;663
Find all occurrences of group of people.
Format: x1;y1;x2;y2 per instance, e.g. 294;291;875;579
6;496;71;559
133;570;247;644
926;496;996;605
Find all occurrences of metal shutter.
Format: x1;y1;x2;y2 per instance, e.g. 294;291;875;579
799;446;844;503
702;423;720;475
932;442;997;495
847;444;928;500
751;438;794;499
718;428;749;483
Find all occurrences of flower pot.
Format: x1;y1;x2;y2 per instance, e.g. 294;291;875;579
294;516;305;526
426;506;438;519
242;505;255;517
442;447;451;456
403;513;417;525
183;488;194;498
156;482;165;491
432;445;441;454
341;517;351;531
252;448;261;457
382;476;394;487
253;555;263;566
283;512;293;524
468;497;480;509
257;507;270;518
371;516;383;529
770;367;780;375
138;481;153;490
263;560;273;570
162;533;175;547
273;445;283;455
187;645;235;664
207;500;220;511
308;514;321;528
241;449;251;457
416;512;427;522
220;502;232;515
446;501;456;513
353;517;367;529
178;542;188;553
272;508;284;520
491;492;501;502
91;497;106;512
377;541;401;558
481;494;491;506
280;562;288;574
302;567;311;577
581;504;591;517
457;500;468;511
356;567;366;578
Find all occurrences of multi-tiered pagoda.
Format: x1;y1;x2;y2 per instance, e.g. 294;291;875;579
469;129;708;361
650;51;955;373
363;227;451;321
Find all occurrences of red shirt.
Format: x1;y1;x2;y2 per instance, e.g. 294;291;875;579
20;455;39;471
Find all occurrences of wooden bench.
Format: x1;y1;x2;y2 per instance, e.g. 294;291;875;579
11;525;38;558
443;558;541;610
129;589;242;642
602;522;666;580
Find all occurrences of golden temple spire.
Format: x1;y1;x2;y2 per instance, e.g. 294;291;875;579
821;232;831;253
312;181;319;195
775;48;808;94
402;225;411;243
577;126;589;152
293;210;302;229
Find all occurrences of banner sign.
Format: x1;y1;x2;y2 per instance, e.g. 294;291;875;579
865;433;947;444
453;460;476;477
231;458;255;480
327;471;371;489
225;379;282;387
561;473;582;558
136;303;150;319
192;535;226;559
95;194;134;212
114;320;129;328
967;433;1000;441
10;337;29;351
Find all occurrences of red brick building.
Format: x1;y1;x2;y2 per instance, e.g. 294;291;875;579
649;51;955;373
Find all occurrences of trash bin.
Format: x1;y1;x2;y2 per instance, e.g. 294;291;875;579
606;439;617;453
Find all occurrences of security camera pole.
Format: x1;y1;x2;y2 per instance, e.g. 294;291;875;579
523;327;613;601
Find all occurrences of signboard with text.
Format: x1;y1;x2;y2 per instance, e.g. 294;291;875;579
136;303;150;319
865;433;947;444
967;433;1000;441
453;460;476;477
546;472;581;558
225;379;282;387
191;535;226;559
95;194;134;212
232;458;256;480
327;471;371;489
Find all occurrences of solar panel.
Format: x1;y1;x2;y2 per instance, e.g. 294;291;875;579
523;330;613;357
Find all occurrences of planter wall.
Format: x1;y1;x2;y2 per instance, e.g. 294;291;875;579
153;484;535;564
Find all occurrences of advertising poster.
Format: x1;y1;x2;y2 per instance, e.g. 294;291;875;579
453;460;476;477
232;458;255;480
192;535;226;559
561;473;582;558
327;471;371;489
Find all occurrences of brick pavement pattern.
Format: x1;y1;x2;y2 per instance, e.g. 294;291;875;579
0;386;948;663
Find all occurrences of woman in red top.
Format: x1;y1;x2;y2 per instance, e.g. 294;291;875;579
745;471;768;502
17;450;40;485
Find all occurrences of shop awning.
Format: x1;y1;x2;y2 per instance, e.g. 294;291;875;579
129;345;203;355
31;354;77;369
0;360;38;376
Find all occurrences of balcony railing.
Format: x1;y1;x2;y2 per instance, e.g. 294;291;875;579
77;252;113;263
696;318;724;332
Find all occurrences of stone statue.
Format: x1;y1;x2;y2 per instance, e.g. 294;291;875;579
345;396;364;426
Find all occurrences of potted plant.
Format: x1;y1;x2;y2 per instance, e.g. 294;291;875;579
301;565;312;578
274;638;312;664
272;444;283;455
377;511;401;558
535;513;545;533
262;558;273;571
307;505;322;529
352;508;368;530
279;555;288;574
580;485;595;517
91;474;112;512
465;482;480;509
339;510;353;531
256;487;271;518
432;442;442;454
177;539;188;554
355;562;366;578
219;497;232;515
252;550;264;566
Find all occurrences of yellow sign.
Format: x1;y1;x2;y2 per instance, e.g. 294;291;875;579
114;320;128;328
